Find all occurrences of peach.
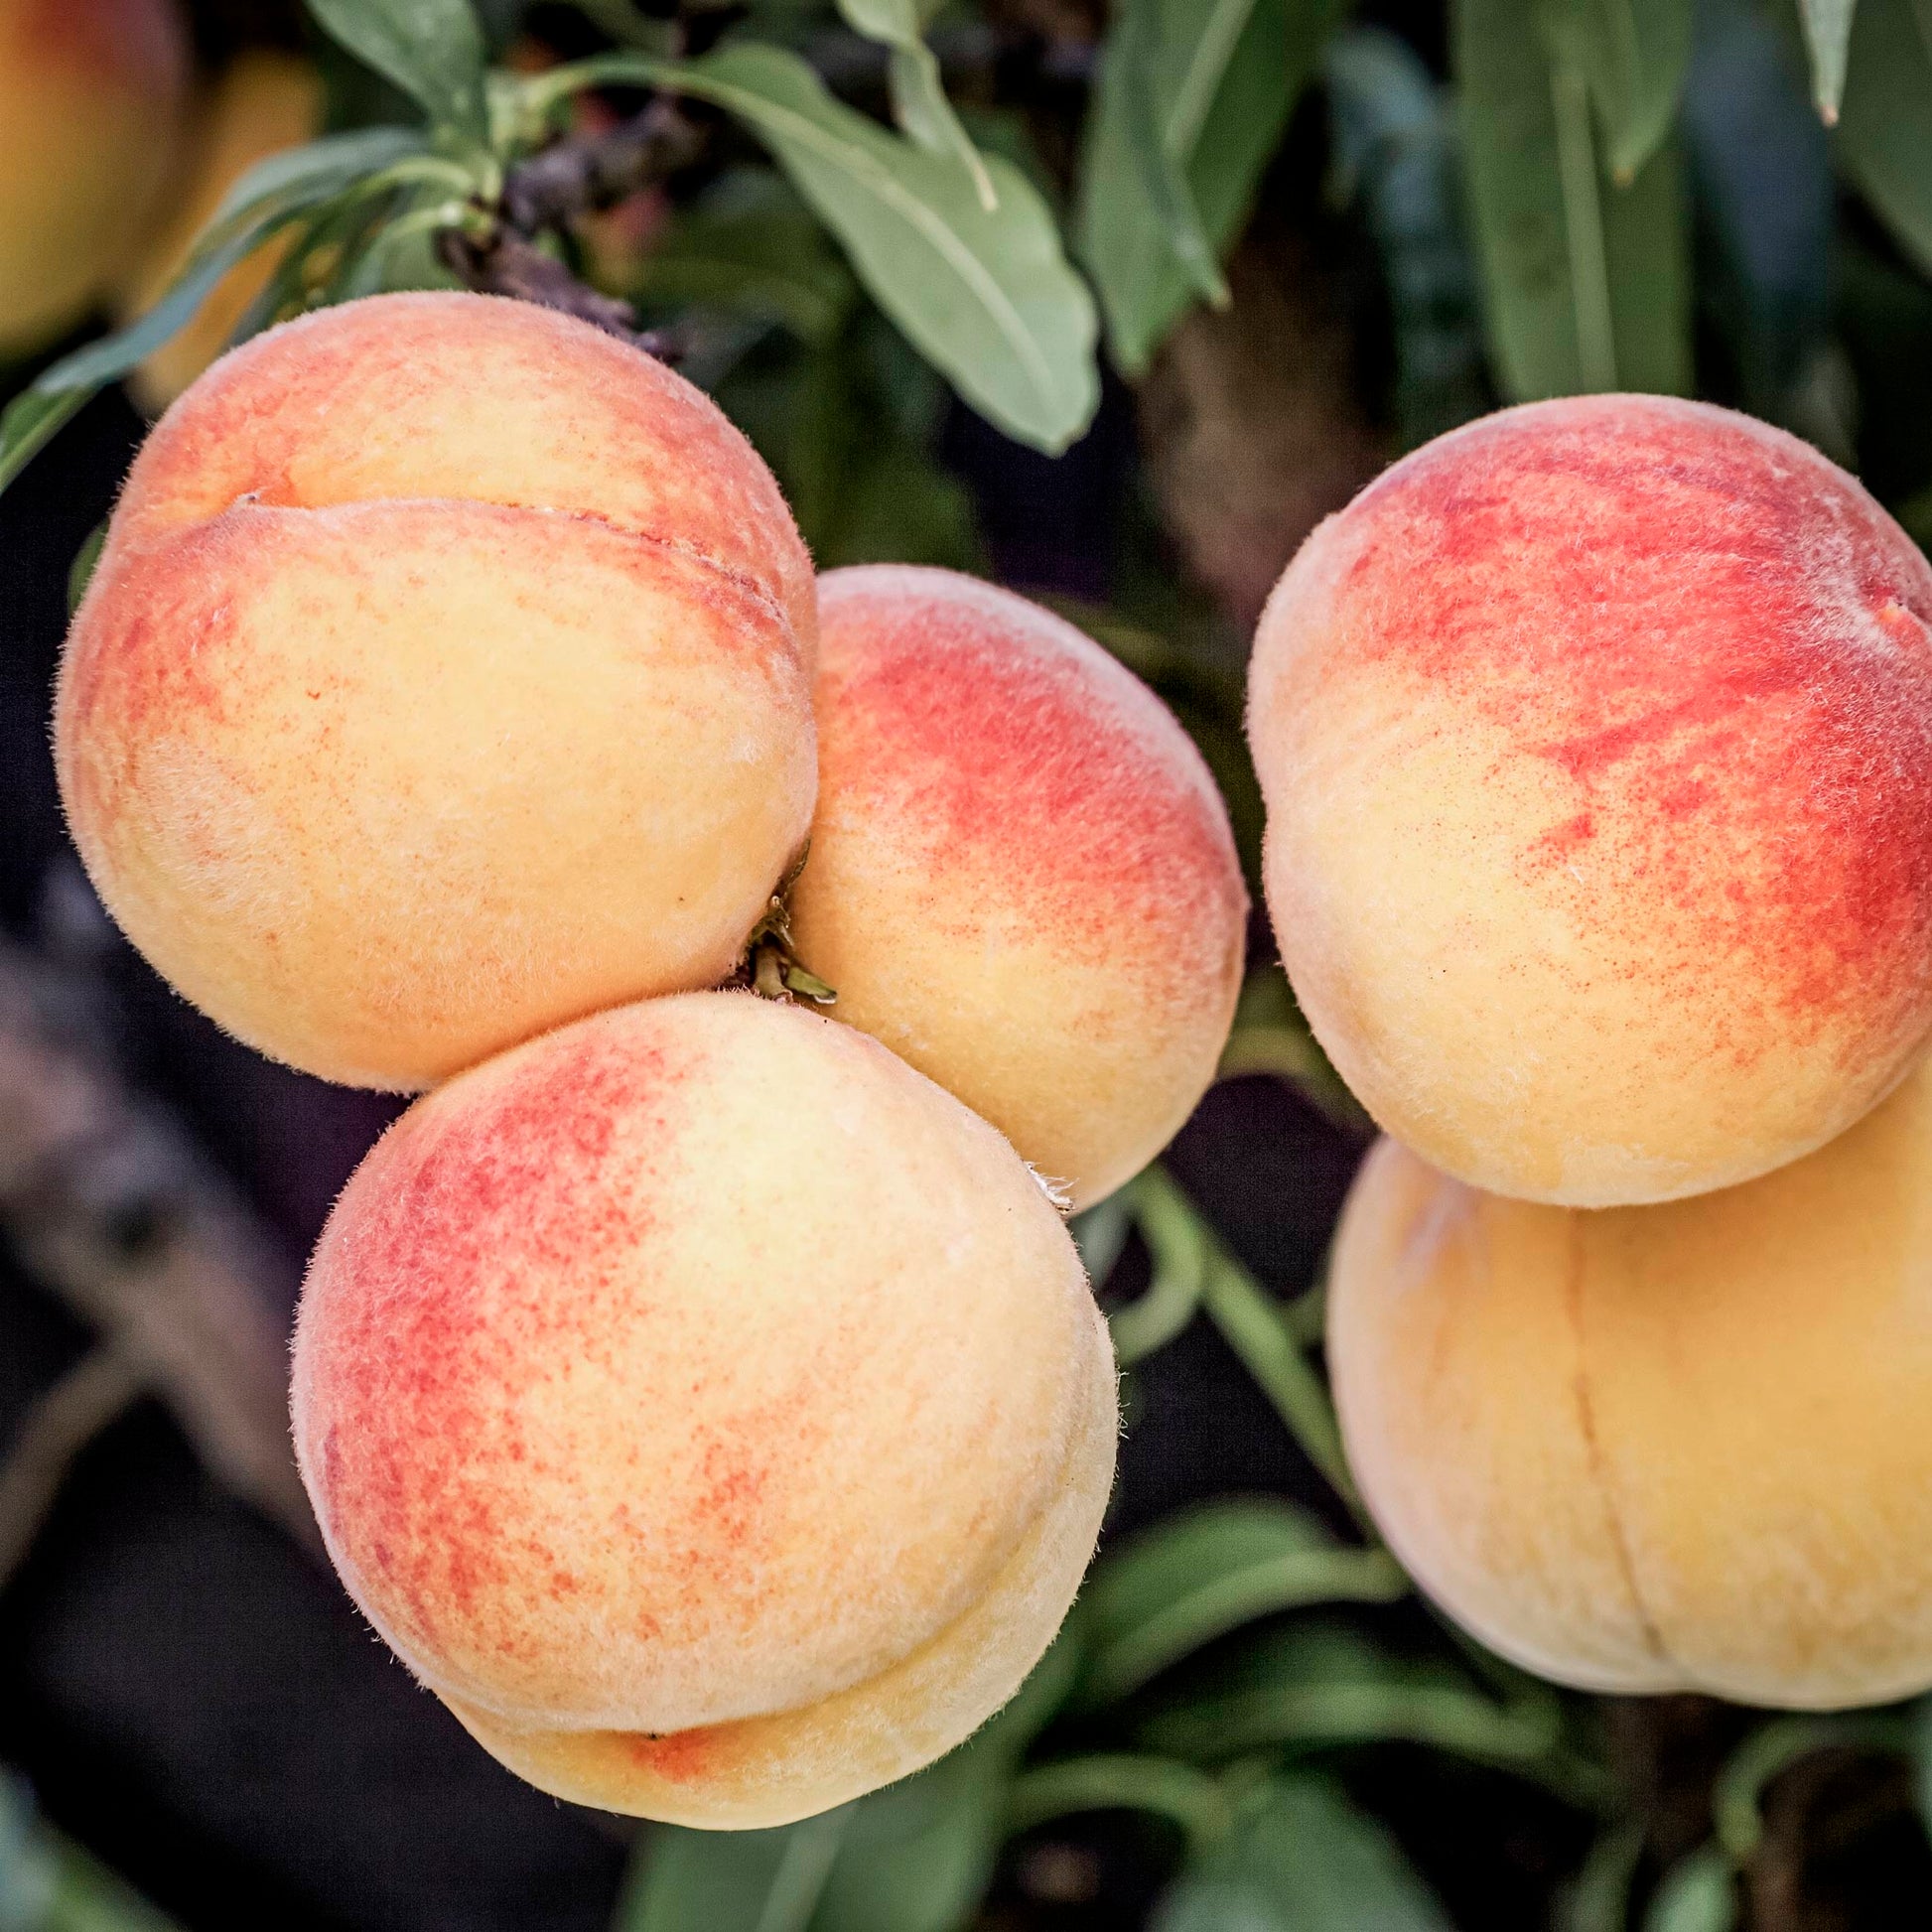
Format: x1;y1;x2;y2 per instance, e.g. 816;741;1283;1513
1248;395;1932;1206
291;992;1117;1827
787;567;1249;1210
57;292;818;1090
1329;1056;1932;1709
0;0;191;356
117;50;324;412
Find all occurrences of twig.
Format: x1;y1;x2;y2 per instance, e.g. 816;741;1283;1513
0;931;318;1561
501;97;705;232
436;226;681;359
0;1344;145;1590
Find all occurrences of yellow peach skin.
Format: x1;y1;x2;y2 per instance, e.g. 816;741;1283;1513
789;567;1249;1210
117;50;325;412
57;292;818;1090
1329;1057;1932;1709
291;993;1118;1826
1249;395;1932;1206
0;0;191;356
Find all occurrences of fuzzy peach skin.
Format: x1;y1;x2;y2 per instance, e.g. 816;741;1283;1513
1248;395;1932;1207
57;292;818;1089
787;567;1249;1210
1330;1056;1932;1709
117;51;324;412
291;992;1117;1827
0;0;190;356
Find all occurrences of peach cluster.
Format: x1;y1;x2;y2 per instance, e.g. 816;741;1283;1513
56;291;1252;1821
1250;395;1932;1708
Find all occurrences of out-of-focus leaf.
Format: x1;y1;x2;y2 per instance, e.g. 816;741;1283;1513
0;190;333;491
1134;1622;1565;1774
1152;1774;1453;1932
1680;0;1833;414
1077;0;1341;374
1455;0;1692;398
621;1806;853;1932
1069;1189;1132;1289
1642;1847;1737;1932
1;1775;184;1932
1538;0;1694;181
1712;1711;1913;1861
1109;1167;1210;1366
304;0;488;142
837;0;998;210
1838;0;1932;276
1561;1820;1646;1932
1322;26;1489;447
634;173;858;344
541;46;1097;451
619;1638;1079;1932
1913;1693;1932;1837
805;1632;1081;1932
66;523;106;617
206;125;433;233
1795;0;1859;121
1077;1501;1407;1709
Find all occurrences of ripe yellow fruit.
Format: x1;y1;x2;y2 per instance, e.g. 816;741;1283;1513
117;50;325;412
58;292;817;1090
789;567;1249;1210
292;993;1117;1826
1250;395;1932;1206
0;0;191;356
1329;1057;1932;1709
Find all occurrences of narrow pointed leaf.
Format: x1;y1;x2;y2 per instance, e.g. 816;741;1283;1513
1538;0;1694;181
1076;0;1340;372
1642;1847;1737;1932
1153;1775;1454;1932
552;46;1098;450
1077;1500;1408;1708
1796;0;1859;122
1455;0;1691;398
304;0;488;141
1837;0;1932;275
837;0;998;209
620;1807;853;1932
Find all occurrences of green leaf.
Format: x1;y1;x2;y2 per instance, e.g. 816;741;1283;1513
206;125;433;234
541;46;1097;451
1152;1774;1453;1932
621;1807;854;1932
1454;0;1692;399
1796;0;1859;122
1561;1820;1646;1932
633;172;858;344
1077;1501;1408;1709
1321;26;1490;449
1537;0;1694;182
836;0;998;211
0;198;317;492
617;1637;1079;1932
1134;1623;1564;1774
1008;1754;1232;1849
304;0;488;142
1069;1189;1133;1289
67;523;107;616
1838;0;1932;276
1076;0;1341;373
1642;1847;1737;1932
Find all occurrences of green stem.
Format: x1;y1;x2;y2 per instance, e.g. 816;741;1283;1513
1199;1247;1365;1527
1711;1712;1914;1861
1007;1754;1232;1851
1111;1169;1209;1363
